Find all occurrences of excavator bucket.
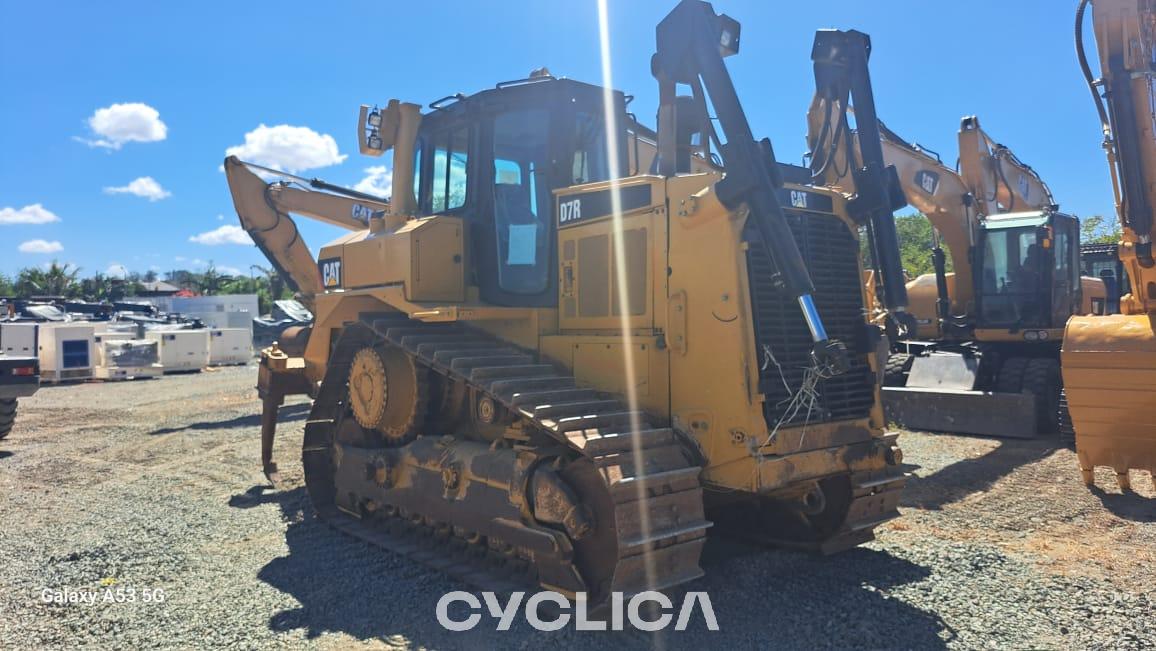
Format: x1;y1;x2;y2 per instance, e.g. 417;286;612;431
1062;314;1156;488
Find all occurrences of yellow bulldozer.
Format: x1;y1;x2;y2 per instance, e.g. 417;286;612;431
227;0;906;605
1065;0;1156;490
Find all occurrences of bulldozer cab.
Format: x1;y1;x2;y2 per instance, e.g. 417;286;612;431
409;77;628;308
976;211;1081;331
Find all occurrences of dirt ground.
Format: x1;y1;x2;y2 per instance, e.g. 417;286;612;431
0;367;1152;649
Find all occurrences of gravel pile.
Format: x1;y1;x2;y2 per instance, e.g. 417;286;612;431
0;368;1152;649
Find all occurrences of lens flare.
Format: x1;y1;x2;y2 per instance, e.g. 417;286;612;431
596;0;660;608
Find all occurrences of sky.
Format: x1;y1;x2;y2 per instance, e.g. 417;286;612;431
0;0;1113;279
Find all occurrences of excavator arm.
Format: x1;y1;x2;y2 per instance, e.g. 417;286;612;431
874;123;979;324
958;116;1056;214
1063;0;1156;490
224;156;388;313
1080;0;1156;308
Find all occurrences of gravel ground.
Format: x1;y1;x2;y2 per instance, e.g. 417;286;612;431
0;367;1153;649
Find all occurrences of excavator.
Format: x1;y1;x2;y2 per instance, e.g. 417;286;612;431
818;110;1101;438
226;1;906;606
1066;0;1156;490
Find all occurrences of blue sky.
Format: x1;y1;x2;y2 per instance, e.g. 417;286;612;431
0;0;1111;279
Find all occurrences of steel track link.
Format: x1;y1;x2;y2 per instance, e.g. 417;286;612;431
301;315;711;602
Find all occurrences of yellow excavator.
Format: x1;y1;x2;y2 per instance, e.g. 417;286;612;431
813;104;1109;441
227;1;907;605
1066;0;1156;490
817;110;1104;438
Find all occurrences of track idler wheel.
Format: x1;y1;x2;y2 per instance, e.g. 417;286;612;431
348;345;426;446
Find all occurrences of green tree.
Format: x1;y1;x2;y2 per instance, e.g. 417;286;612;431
15;261;81;297
197;263;223;295
1080;215;1121;244
0;274;13;297
862;213;952;279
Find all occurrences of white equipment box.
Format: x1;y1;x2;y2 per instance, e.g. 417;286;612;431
38;323;96;383
209;328;251;366
0;322;38;357
146;329;210;373
93;334;162;380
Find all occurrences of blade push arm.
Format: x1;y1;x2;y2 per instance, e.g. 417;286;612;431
652;0;847;371
807;29;912;335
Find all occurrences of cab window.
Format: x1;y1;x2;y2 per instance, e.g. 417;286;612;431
431;127;469;213
980;226;1045;326
571;111;611;185
492;109;552;294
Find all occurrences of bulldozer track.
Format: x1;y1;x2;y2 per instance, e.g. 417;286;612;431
301;314;710;603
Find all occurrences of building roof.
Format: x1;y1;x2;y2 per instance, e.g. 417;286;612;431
140;280;181;293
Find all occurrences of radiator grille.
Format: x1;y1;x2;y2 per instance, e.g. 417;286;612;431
746;210;874;427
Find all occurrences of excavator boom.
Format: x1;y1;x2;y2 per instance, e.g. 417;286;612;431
958;116;1056;214
224;156;387;312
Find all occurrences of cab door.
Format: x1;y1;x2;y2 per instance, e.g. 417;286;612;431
1050;215;1081;326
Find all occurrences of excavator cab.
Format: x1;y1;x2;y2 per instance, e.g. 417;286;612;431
976;212;1082;332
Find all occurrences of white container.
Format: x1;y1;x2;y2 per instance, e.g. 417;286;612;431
0;322;38;357
93;334;162;380
38;323;96;382
208;328;251;366
146;329;210;373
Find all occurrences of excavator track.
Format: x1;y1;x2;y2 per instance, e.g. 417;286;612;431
302;314;710;605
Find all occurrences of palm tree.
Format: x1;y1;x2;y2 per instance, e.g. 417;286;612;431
16;261;80;297
198;263;222;296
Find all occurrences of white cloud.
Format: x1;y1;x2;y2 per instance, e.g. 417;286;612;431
353;165;392;198
79;102;168;150
18;239;64;254
0;204;61;225
224;124;346;173
189;224;252;246
103;176;171;201
216;214;225;221
106;263;128;278
216;265;242;276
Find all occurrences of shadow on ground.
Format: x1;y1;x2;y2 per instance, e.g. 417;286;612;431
902;439;1056;511
0;450;13;460
149;403;311;436
1090;485;1156;523
237;486;950;649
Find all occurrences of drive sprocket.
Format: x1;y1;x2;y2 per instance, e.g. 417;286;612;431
348;345;425;446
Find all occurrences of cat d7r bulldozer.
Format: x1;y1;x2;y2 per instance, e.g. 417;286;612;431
228;0;905;605
1066;0;1156;490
